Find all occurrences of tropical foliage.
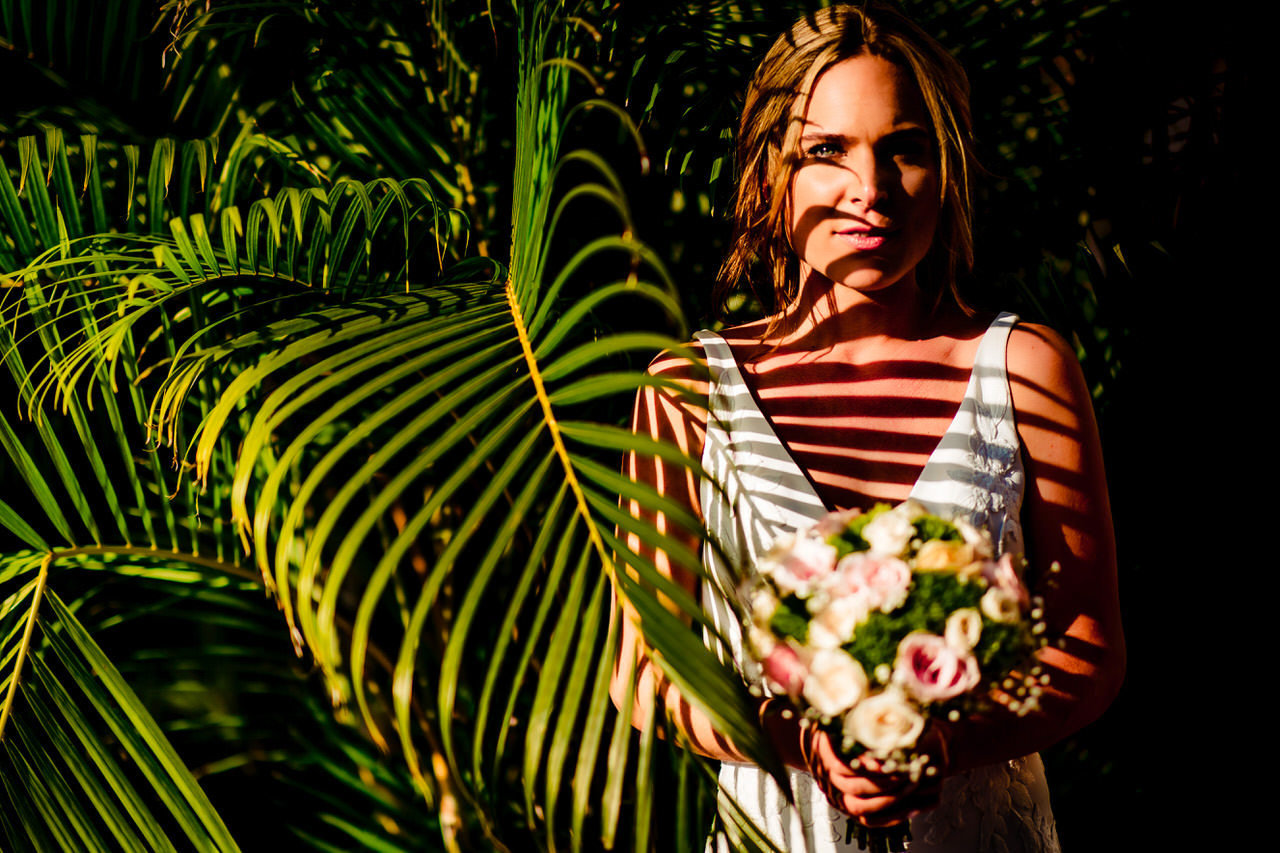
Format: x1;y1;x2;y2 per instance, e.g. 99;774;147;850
0;0;1230;850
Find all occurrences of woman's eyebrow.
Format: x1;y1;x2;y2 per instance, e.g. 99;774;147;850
798;126;932;145
799;129;843;141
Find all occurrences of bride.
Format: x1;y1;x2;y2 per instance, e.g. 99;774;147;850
613;3;1124;850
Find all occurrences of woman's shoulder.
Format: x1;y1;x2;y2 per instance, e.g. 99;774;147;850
1004;321;1096;438
697;317;773;351
645;338;707;381
647;316;774;376
640;339;713;429
1005;321;1085;387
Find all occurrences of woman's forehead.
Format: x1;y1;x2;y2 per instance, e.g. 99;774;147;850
802;55;928;129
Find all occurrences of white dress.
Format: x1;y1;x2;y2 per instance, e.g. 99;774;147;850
695;313;1060;853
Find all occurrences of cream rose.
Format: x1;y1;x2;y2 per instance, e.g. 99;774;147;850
807;593;869;649
801;649;868;718
981;587;1021;623
945;608;983;651
914;539;976;572
746;586;779;630
844;687;925;754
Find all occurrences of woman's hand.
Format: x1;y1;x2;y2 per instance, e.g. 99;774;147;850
799;721;950;826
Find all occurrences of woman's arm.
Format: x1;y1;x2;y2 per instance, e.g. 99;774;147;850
941;321;1125;772
611;346;823;770
610;346;766;763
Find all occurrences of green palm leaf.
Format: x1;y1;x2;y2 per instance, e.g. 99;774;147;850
0;555;240;851
2;2;793;850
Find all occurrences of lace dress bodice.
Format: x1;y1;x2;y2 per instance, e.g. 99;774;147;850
695;313;1060;852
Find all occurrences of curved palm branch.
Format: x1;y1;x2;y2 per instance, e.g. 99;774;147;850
1;2;778;850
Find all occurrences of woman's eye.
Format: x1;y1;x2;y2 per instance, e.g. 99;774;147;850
804;142;842;159
889;139;931;164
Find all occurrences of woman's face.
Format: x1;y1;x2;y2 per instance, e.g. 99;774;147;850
787;54;940;296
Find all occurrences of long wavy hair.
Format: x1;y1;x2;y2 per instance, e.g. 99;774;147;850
716;2;979;319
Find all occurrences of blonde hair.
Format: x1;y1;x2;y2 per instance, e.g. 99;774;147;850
716;2;978;317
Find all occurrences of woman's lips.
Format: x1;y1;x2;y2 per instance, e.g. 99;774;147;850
835;227;891;250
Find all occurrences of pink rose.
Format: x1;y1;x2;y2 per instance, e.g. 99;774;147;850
829;552;912;613
761;643;807;701
762;532;837;595
980;553;1029;609
813;507;863;537
894;631;981;703
954;518;995;558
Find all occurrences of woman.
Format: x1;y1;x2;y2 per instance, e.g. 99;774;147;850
613;4;1124;851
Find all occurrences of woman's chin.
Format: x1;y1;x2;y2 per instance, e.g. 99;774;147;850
805;267;922;301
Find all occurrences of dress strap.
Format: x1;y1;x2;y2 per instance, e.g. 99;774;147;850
694;331;734;386
971;312;1019;424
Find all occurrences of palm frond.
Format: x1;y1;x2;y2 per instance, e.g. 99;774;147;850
1;2;794;850
0;554;240;851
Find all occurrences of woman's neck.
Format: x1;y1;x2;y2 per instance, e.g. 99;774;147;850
767;267;943;353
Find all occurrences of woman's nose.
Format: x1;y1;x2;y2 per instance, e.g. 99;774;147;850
844;152;888;208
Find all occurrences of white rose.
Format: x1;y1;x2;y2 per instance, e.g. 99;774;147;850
807;593;869;649
981;587;1021;623
845;687;925;754
747;624;777;657
746;586;779;629
945;608;983;651
801;649;868;718
897;500;929;521
862;509;915;556
954;517;994;558
758;532;795;578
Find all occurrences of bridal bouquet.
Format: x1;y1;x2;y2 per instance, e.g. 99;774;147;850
741;500;1046;783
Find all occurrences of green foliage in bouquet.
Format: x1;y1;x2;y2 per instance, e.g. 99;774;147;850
768;595;811;646
841;572;1036;695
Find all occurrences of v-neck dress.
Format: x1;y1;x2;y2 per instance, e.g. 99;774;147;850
694;313;1060;852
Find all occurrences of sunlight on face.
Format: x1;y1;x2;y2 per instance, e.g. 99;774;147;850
788;54;940;296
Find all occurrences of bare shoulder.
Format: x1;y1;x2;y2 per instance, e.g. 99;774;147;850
1005;322;1111;539
1006;322;1094;428
1007;322;1082;378
645;340;710;399
709;317;775;359
638;339;712;438
646;338;707;379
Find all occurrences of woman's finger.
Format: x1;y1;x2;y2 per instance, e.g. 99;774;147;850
842;788;942;825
